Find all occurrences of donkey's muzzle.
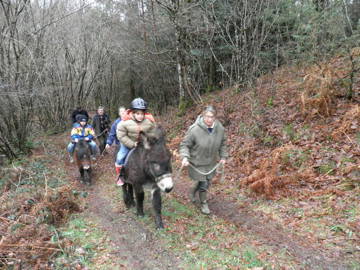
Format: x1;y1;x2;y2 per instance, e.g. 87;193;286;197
156;173;173;193
83;164;90;170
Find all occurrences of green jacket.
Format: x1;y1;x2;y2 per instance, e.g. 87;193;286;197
180;115;228;168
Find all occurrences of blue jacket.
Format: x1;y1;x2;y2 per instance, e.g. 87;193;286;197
71;123;95;141
106;118;122;145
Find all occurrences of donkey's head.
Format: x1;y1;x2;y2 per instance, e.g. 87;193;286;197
140;126;173;193
74;139;91;170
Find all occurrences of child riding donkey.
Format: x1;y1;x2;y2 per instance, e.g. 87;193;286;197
67;116;98;163
115;98;155;186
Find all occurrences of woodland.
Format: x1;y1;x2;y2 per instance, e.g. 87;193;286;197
1;0;359;158
0;0;359;269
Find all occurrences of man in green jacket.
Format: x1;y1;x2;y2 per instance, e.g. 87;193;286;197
180;105;228;214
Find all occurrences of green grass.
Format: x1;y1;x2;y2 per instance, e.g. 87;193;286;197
140;197;270;269
317;160;337;175
281;148;311;168
356;132;360;145
52;215;109;269
349;261;360;270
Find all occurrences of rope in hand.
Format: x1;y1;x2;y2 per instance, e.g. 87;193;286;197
95;129;108;139
188;162;222;176
173;161;225;183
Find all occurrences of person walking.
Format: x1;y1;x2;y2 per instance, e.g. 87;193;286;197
105;106;127;161
92;106;111;154
179;105;228;214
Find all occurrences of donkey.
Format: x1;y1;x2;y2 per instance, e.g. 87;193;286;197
122;125;174;229
73;139;92;185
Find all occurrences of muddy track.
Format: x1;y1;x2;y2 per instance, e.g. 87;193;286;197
84;184;182;269
173;179;349;270
66;153;182;270
68;152;348;270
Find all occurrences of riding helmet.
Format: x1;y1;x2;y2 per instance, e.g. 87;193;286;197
130;98;147;110
76;114;88;122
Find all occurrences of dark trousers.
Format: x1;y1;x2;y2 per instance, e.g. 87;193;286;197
97;134;107;154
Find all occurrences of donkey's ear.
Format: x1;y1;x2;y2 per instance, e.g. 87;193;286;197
140;132;151;150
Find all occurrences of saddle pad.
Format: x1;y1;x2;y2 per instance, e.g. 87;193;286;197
124;148;136;168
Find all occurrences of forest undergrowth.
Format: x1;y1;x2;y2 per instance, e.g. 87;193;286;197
0;52;359;268
163;52;360;266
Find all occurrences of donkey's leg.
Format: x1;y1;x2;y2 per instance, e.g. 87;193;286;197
152;187;164;229
134;185;145;217
127;184;135;207
79;167;85;183
122;183;133;208
84;168;91;185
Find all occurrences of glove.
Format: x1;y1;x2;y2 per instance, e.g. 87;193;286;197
74;138;79;143
85;137;90;141
105;144;111;149
182;157;189;167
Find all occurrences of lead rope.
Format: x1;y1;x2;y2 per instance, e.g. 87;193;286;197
188;162;221;176
95;129;108;139
174;163;184;182
173;161;225;183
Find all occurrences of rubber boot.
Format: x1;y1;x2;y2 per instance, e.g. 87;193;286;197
199;191;210;215
115;166;124;186
189;182;199;203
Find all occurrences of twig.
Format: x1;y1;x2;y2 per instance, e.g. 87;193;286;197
44;173;48;202
0;217;11;223
1;244;61;251
51;228;66;254
342;131;360;152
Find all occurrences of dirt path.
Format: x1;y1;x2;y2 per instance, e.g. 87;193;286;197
172;175;350;270
67;152;350;270
67;153;182;269
84;184;182;269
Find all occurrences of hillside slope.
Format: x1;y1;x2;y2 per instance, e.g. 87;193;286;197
161;55;360;266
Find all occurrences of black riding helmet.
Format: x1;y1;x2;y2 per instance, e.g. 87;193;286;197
130;98;147;111
76;114;88;123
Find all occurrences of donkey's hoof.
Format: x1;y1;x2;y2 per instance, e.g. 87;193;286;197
125;204;134;209
137;212;145;217
124;199;135;209
156;223;164;230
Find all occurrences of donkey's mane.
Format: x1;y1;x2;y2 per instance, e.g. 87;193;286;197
146;125;166;143
75;140;91;158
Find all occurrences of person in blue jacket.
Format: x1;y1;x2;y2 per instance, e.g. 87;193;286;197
67;117;98;163
105;106;126;161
